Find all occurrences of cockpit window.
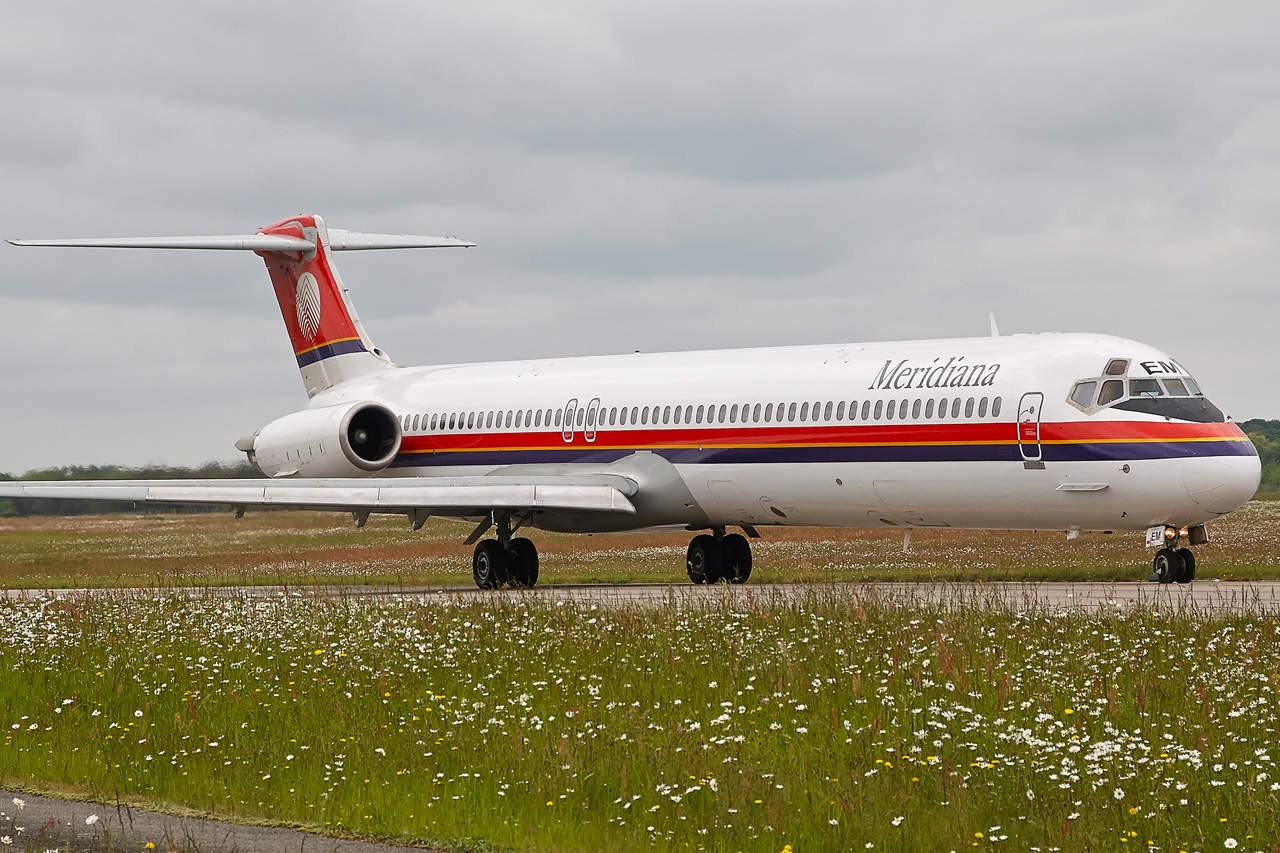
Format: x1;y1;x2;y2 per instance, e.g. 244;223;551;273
1184;376;1202;395
1130;378;1163;397
1104;358;1130;376
1163;378;1188;396
1070;381;1097;408
1098;379;1124;405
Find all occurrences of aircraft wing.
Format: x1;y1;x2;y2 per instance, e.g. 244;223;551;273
0;475;637;517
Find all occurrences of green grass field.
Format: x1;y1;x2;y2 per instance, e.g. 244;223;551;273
1;499;1278;589
1;590;1278;852
2;505;1280;852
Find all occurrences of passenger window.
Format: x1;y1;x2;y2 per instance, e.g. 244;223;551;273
1164;378;1188;396
800;402;809;421
824;401;833;420
992;397;1002;418
951;399;961;418
487;412;496;429
788;402;798;421
1098;380;1124;405
411;414;419;431
729;404;738;423
763;403;773;423
516;410;524;428
924;399;935;418
608;407;616;425
663;406;671;424
978;397;988;417
1071;381;1097;409
836;401;845;420
672;406;682;425
430;414;438;430
937;398;947;418
898;400;908;419
753;403;762;422
449;413;457;429
874;400;883;420
1104;358;1130;376
641;407;649;425
577;409;585;426
467;412;476;429
716;405;725;423
1130;378;1163;397
861;400;871;420
555;409;562;427
629;406;638;423
536;410;543;428
885;399;895;420
911;399;921;419
964;398;975;418
694;404;704;423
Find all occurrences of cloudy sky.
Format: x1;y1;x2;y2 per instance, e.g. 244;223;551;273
2;1;1278;472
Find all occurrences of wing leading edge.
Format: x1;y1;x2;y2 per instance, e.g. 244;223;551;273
0;476;637;517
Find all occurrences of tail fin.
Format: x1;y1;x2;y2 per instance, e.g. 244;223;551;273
8;215;473;397
257;215;390;396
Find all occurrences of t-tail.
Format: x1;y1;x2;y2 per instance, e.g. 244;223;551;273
7;214;473;396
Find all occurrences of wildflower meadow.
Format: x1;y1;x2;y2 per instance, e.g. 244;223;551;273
0;589;1277;851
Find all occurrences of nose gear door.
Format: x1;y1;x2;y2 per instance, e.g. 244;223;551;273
1017;392;1044;468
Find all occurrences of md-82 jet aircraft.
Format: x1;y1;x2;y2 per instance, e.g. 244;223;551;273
2;214;1261;587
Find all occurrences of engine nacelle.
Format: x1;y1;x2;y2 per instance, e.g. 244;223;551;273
239;402;402;478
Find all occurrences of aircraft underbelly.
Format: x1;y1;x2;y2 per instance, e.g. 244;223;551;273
677;457;1221;532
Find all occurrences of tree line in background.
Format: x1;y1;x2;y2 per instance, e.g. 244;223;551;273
2;421;1277;517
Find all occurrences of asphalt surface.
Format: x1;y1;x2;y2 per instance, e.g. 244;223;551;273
7;579;1280;613
0;788;433;852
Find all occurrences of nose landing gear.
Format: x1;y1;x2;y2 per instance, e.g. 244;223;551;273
1147;526;1199;584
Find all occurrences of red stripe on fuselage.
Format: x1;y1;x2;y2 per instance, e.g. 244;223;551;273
395;419;1250;455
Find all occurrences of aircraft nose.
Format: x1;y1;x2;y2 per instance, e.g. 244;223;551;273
1183;453;1261;515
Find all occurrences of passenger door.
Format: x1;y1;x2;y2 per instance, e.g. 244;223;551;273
1017;392;1044;468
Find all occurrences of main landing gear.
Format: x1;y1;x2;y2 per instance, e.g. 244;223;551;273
1147;525;1201;585
686;527;753;585
470;513;539;589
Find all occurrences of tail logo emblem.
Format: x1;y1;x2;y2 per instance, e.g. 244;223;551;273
295;273;322;341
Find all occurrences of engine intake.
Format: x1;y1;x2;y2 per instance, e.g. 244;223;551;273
241;402;402;478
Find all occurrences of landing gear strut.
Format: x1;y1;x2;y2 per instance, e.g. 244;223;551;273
686;528;753;585
1148;526;1197;585
470;512;539;589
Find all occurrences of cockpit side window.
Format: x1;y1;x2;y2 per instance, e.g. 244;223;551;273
1184;377;1202;395
1130;378;1163;397
1098;379;1124;405
1104;358;1130;376
1070;381;1097;409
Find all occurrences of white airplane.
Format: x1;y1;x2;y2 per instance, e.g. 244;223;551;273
2;215;1261;588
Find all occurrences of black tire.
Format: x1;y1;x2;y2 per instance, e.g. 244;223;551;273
508;538;539;588
1175;547;1196;583
722;533;752;584
473;540;509;589
686;534;723;584
1152;548;1180;585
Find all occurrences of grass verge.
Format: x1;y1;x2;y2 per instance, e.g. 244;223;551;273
0;590;1277;851
0;500;1278;589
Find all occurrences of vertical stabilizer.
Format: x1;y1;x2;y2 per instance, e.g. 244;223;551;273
256;215;393;397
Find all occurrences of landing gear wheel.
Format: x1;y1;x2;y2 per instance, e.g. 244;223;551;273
1151;548;1182;585
686;534;723;584
508;538;539;588
1175;547;1196;583
472;540;509;589
722;533;752;584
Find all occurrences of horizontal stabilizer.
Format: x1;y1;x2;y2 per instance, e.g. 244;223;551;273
7;234;316;251
0;477;636;516
8;232;473;252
